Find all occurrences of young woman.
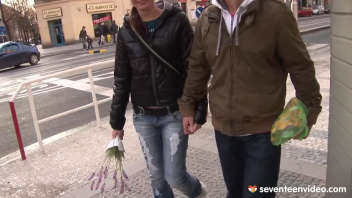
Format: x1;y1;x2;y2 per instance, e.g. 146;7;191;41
109;0;207;197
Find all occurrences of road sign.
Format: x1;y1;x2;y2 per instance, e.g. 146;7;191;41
195;7;204;18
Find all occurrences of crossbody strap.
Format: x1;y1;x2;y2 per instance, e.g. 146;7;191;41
130;24;182;76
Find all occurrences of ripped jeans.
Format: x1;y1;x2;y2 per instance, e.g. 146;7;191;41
133;111;201;198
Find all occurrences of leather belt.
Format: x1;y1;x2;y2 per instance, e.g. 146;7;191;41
133;103;179;116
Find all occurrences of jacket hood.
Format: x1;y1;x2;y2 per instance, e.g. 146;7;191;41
211;0;256;55
212;0;228;10
211;0;256;11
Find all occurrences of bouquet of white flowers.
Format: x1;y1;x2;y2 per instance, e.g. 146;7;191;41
88;137;131;195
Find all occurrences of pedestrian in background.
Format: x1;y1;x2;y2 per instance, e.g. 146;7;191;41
86;35;93;49
109;0;207;197
97;24;104;46
110;20;119;43
79;26;87;49
178;0;322;198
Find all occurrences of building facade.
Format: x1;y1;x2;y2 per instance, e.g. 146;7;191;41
34;0;212;48
35;0;132;48
326;0;352;197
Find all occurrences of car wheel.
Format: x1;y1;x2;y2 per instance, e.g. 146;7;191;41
29;54;39;65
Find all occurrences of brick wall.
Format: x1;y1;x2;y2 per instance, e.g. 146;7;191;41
326;0;352;197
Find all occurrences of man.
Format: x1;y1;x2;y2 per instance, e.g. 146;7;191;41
110;20;119;43
97;23;104;46
79;26;87;49
178;0;322;197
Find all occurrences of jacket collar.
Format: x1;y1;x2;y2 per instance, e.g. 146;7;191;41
212;0;259;13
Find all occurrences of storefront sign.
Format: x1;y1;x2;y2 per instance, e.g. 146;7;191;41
87;2;115;13
42;8;62;19
93;15;112;25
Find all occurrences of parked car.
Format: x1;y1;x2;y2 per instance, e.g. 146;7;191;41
0;41;40;70
324;7;330;14
298;7;313;17
312;5;325;15
312;5;319;15
318;5;325;14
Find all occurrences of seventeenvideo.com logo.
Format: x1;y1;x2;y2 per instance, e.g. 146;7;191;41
248;185;258;193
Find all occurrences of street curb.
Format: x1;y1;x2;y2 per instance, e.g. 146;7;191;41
300;25;330;35
40;43;114;58
298;14;330;22
88;49;107;54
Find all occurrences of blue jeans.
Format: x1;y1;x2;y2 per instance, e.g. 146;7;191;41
133;111;201;198
215;131;281;198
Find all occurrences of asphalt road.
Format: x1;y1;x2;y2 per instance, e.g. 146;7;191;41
302;28;330;46
0;45;116;158
0;28;331;159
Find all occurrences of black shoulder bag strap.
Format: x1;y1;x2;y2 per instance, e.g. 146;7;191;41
130;24;182;76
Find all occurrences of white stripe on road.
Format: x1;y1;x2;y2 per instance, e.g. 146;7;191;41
299;21;330;29
62;53;89;61
43;77;113;97
307;44;328;51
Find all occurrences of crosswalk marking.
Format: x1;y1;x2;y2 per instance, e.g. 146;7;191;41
307;44;328;51
62;54;89;61
43;77;112;97
0;44;329;103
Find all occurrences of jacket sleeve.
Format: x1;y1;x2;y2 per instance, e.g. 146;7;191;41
178;13;211;120
276;6;322;127
176;13;207;124
110;30;131;130
176;13;194;75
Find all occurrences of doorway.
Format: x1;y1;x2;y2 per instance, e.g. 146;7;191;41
48;19;65;46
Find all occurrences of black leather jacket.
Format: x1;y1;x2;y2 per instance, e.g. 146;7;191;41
110;7;207;130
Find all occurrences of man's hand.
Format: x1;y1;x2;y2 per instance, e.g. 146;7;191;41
183;117;201;135
112;129;124;140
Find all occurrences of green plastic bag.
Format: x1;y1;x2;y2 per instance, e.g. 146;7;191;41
271;98;309;146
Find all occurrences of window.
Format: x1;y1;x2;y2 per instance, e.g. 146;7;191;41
3;44;19;54
92;12;112;37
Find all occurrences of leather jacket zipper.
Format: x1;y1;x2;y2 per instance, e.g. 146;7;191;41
148;31;160;105
150;51;160;105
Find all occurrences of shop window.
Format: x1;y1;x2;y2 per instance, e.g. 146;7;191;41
92;12;113;37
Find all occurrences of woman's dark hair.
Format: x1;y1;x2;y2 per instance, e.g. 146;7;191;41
130;7;145;35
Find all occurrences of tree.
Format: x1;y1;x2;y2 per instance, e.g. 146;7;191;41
0;0;12;40
4;0;39;43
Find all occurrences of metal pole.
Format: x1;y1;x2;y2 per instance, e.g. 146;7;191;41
292;0;298;21
26;84;45;153
88;69;101;126
9;102;26;160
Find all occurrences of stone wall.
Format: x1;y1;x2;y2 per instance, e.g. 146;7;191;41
326;0;352;197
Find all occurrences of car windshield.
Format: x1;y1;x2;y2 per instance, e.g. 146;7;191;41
0;42;7;49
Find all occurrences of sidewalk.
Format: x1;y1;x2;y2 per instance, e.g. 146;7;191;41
38;42;115;58
0;44;330;197
39;19;330;59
